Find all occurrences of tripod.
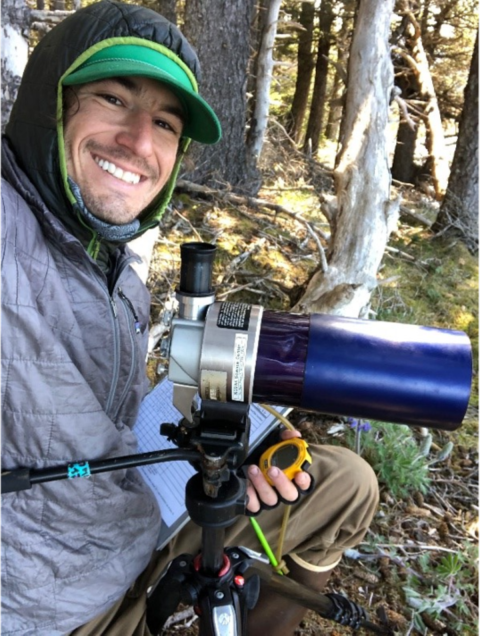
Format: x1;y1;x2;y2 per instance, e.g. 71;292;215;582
145;400;389;636
1;400;390;635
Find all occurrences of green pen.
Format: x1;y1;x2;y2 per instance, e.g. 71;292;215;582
249;517;283;575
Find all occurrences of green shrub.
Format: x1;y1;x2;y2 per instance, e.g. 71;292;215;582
348;421;431;498
403;542;479;635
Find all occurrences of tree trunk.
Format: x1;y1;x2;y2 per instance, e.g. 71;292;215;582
246;0;269;124
246;0;282;165
294;0;399;318
391;118;418;184
394;9;449;199
145;0;177;24
391;65;420;184
303;0;335;155
325;7;353;144
1;0;30;133
433;30;478;252
324;63;344;143
285;1;315;144
182;0;259;193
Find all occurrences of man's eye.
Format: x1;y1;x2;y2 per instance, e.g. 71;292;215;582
154;119;180;135
100;94;122;106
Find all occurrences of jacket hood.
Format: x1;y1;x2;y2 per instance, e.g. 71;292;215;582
5;0;206;258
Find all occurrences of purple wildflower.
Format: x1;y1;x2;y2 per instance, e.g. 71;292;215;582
348;418;372;433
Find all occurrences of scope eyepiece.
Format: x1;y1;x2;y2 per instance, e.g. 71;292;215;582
179;242;216;296
176;243;217;323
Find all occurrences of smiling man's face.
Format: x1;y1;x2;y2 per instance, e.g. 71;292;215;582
64;76;184;225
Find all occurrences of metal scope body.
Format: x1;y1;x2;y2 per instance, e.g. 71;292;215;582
167;243;472;431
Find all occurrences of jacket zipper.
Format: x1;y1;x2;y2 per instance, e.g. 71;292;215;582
113;289;141;421
85;262;139;421
83;262;124;420
105;292;121;417
118;289;141;334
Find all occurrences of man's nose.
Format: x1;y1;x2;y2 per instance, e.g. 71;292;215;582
116;110;154;157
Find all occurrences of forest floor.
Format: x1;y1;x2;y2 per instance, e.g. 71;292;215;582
145;133;478;636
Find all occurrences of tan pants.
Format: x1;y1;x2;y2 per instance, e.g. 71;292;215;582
69;445;379;636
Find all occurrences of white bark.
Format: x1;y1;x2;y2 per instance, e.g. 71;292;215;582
128;228;160;284
1;0;30;131
246;0;283;164
394;9;449;200
294;0;399;318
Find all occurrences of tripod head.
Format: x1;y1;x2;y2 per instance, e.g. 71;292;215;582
161;400;251;500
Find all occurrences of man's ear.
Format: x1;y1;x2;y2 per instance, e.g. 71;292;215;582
62;86;80;124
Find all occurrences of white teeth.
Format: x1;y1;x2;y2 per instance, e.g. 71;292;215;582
94;156;141;184
124;171;141;184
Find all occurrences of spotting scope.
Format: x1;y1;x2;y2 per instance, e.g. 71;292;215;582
165;242;472;431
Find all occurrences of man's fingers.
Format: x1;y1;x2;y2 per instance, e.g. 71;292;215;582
245;480;261;514
267;466;300;501
247;465;278;507
293;470;312;491
245;463;312;513
279;428;302;441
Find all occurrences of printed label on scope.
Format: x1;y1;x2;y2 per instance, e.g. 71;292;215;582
217;303;251;330
232;333;248;401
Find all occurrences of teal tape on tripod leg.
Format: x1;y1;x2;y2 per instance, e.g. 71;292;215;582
67;462;91;479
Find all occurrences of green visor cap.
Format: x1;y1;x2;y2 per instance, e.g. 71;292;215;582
63;44;221;144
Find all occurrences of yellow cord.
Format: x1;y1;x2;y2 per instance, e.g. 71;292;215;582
259;404;298;571
276;506;291;570
260;404;296;432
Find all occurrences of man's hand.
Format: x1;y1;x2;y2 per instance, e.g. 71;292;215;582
246;429;312;514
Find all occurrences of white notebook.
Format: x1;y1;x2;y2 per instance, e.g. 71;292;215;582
133;378;290;549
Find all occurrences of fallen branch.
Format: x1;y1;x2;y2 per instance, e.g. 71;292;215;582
30;9;74;22
385;245;431;267
172;208;203;241
399;206;432;227
217;281;263;299
374;543;458;554
392;88;417;131
385;246;416;261
347;546;426;581
148;322;168;353
30;21;52;33
175;179;329;269
269;118;335;176
162;606;197;629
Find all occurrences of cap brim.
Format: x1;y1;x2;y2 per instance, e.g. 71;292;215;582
63;61;221;145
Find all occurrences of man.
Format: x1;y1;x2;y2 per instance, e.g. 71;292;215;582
1;2;378;634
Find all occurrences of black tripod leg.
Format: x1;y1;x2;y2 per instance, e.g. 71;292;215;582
243;555;391;635
198;583;245;636
146;556;196;635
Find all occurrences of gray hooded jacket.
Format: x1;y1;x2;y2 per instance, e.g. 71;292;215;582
1;1;204;633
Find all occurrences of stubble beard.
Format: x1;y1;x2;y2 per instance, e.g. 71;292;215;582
80;187;141;225
67;139;159;225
